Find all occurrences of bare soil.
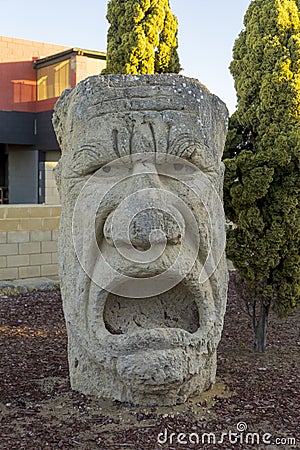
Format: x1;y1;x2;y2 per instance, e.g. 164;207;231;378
0;274;299;449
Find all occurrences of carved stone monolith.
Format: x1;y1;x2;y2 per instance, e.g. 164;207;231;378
53;74;229;406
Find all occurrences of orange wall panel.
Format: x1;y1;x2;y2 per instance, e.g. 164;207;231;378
0;36;69;112
0;61;37;112
35;98;58;113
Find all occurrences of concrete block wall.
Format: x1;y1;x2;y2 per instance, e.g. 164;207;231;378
39;161;60;205
44;162;60;204
0;205;61;281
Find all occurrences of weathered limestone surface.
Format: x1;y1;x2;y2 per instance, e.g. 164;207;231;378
53;74;229;406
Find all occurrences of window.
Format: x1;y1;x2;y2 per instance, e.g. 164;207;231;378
37;60;70;101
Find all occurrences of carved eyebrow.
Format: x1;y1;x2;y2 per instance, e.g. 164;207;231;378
73;144;99;160
79;143;97;150
170;134;202;158
73;145;100;165
78;141;120;162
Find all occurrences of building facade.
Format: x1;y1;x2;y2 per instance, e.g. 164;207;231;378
0;36;106;204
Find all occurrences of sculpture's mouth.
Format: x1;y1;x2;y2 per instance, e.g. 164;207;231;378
103;281;200;335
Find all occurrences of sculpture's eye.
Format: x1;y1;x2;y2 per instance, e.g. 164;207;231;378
157;161;196;179
173;163;183;171
99;160;132;178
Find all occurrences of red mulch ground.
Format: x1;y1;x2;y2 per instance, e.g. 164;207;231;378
0;274;299;450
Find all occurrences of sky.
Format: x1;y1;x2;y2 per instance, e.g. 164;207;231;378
1;0;251;114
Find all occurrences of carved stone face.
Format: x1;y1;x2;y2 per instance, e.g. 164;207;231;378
53;74;229;406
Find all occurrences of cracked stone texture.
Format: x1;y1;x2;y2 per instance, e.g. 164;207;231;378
53;74;229;406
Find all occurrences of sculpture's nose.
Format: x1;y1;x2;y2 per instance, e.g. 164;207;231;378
128;207;182;250
103;161;183;250
104;204;183;250
128;160;163;191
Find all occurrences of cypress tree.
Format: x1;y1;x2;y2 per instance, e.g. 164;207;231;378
102;0;180;74
224;0;300;352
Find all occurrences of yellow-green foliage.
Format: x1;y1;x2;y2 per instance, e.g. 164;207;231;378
102;0;180;74
224;0;300;316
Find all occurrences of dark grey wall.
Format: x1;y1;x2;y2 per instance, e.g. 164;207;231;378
0;110;59;150
0;111;36;145
36;110;59;151
8;146;38;204
0;144;7;186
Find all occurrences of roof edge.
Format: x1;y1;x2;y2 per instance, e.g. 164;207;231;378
33;48;106;68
